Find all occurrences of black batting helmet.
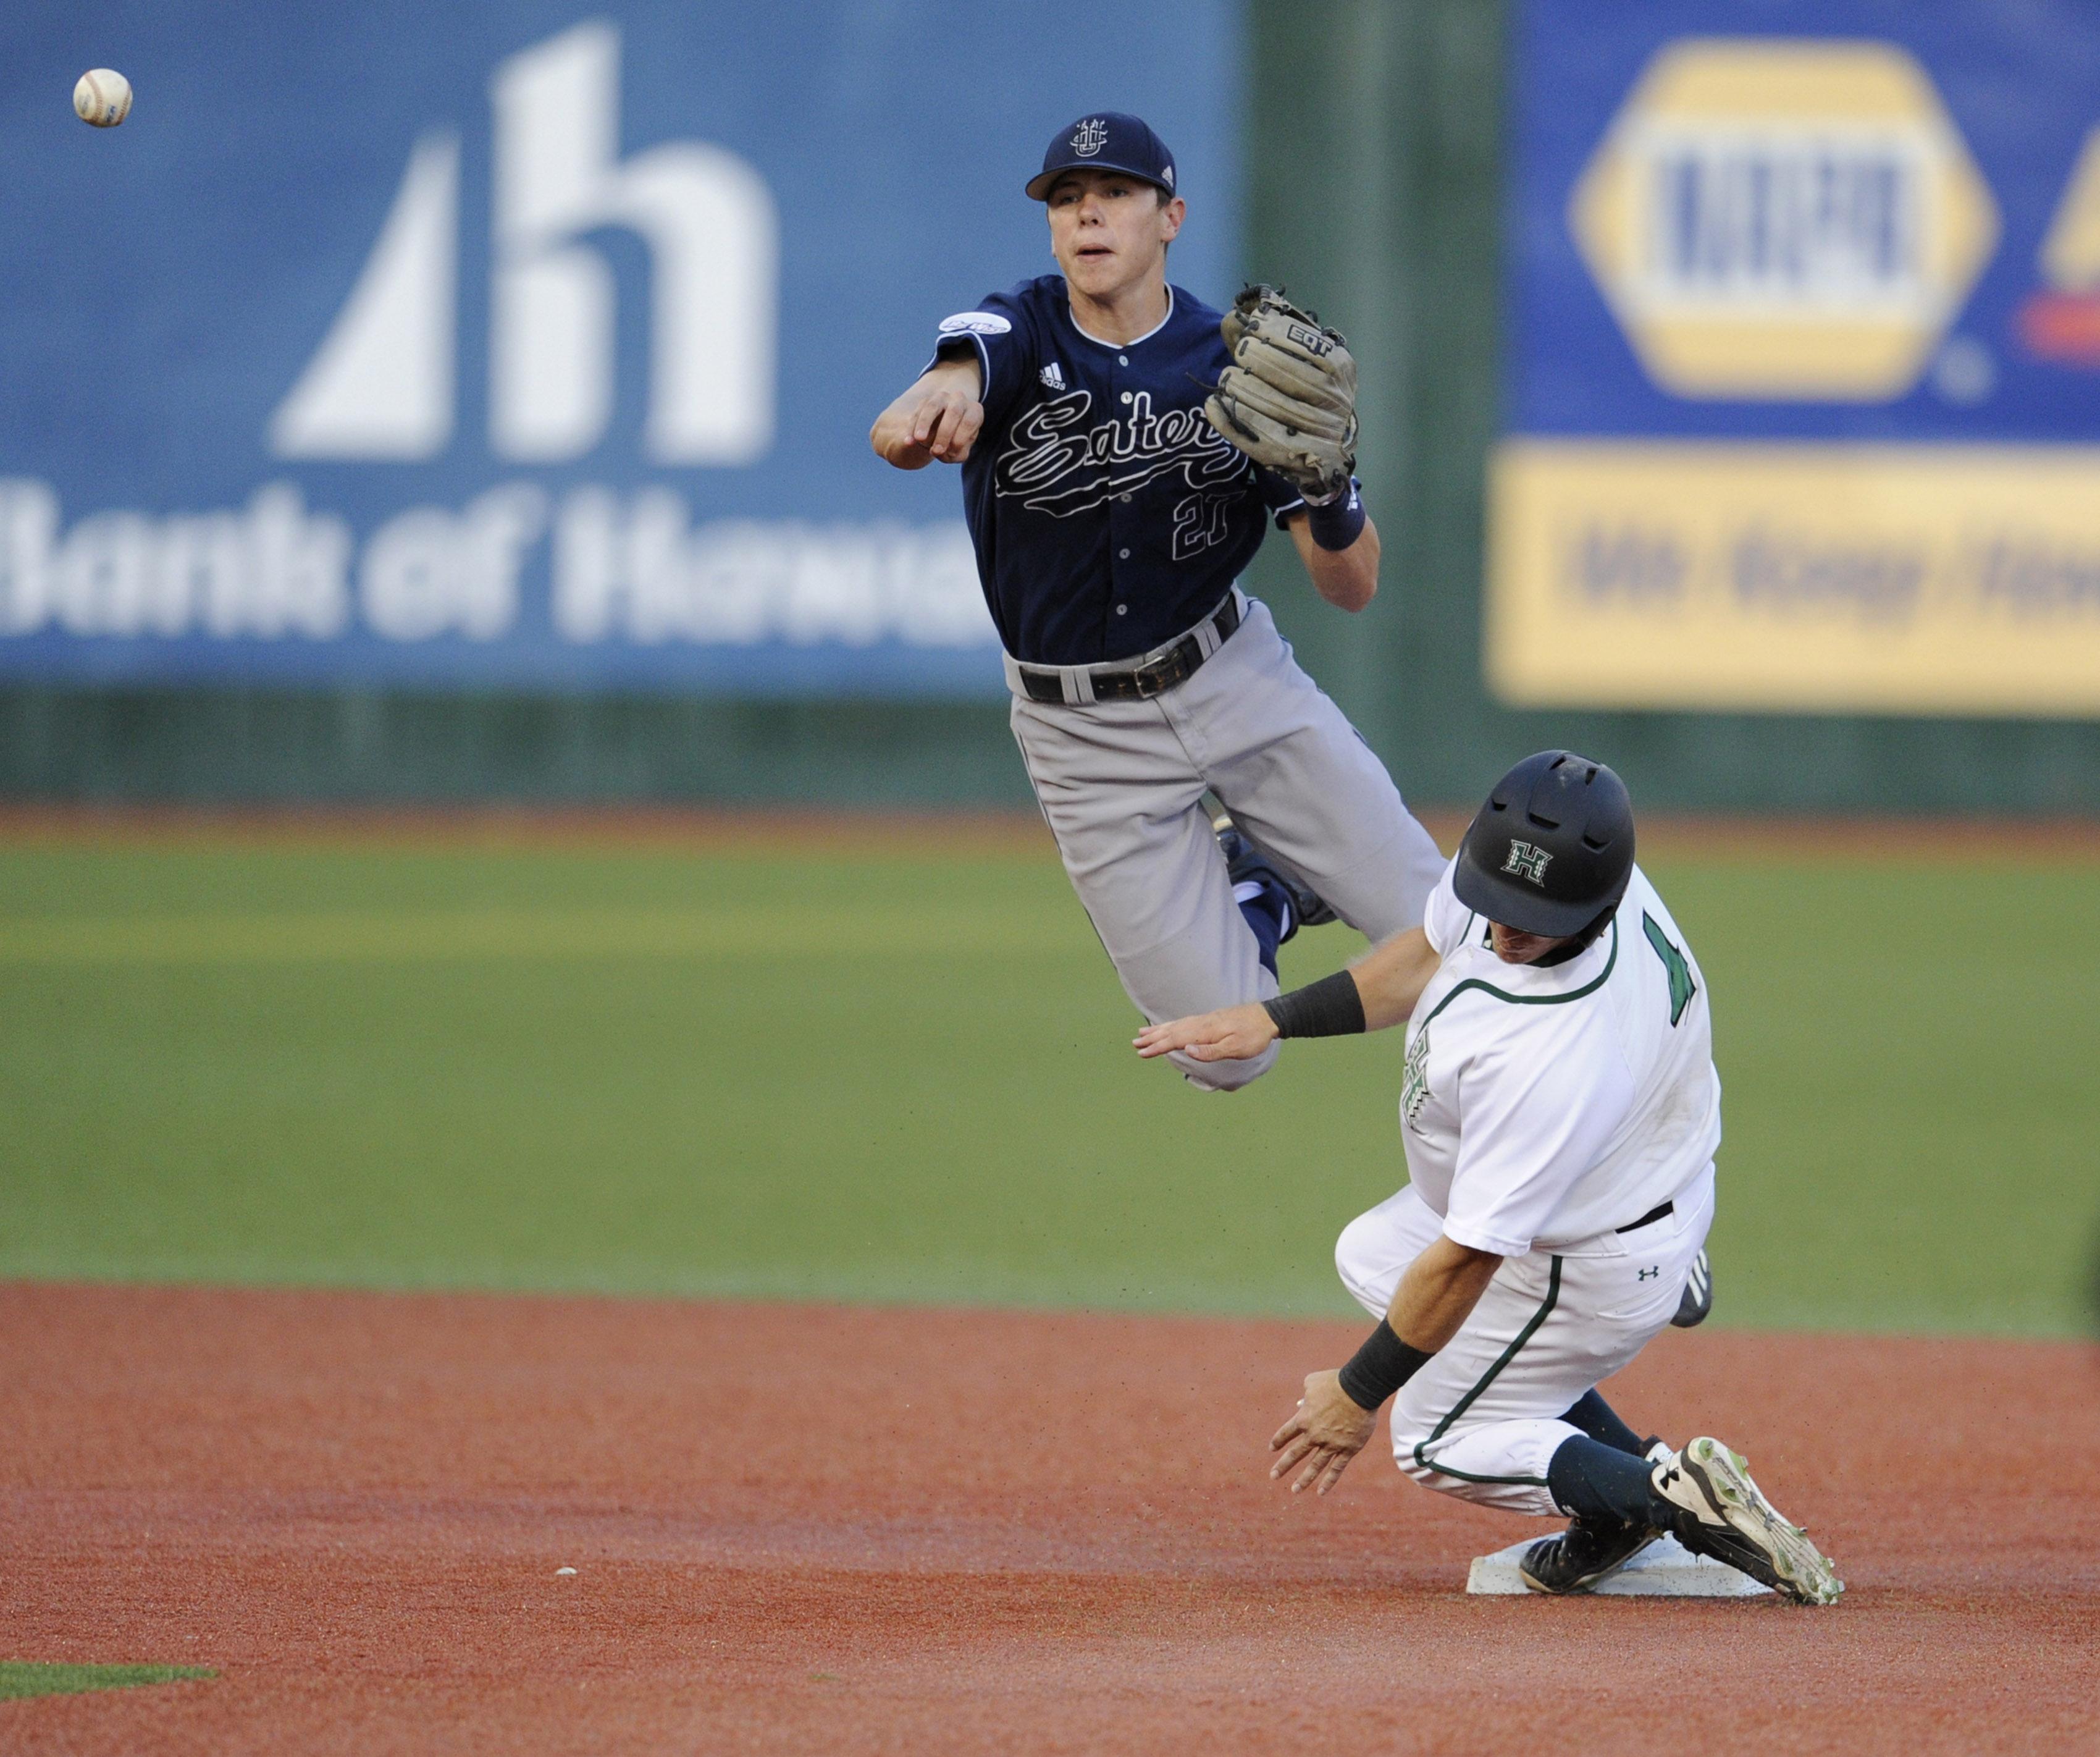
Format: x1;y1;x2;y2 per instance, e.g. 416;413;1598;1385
1453;751;1636;938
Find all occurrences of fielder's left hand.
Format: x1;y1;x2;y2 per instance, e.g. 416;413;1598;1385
1133;1003;1278;1063
1269;1369;1376;1496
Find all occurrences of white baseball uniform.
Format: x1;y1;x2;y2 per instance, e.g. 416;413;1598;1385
1334;857;1721;1515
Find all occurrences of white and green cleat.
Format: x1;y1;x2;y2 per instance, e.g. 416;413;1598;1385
1651;1436;1844;1606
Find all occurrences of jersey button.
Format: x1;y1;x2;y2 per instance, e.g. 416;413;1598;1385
1119;548;1131;559
1116;604;1128;615
1118;355;1129;366
1119;391;1133;404
1120;494;1132;504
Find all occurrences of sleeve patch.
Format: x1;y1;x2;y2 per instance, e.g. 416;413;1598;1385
938;310;1014;337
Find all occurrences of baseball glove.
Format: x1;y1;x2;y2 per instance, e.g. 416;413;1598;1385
1204;285;1358;502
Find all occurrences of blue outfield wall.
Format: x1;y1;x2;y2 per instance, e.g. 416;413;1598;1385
6;0;2100;810
0;1;1239;700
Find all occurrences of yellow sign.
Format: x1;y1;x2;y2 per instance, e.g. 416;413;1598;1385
1572;39;1999;400
2022;124;2100;364
1487;439;2100;717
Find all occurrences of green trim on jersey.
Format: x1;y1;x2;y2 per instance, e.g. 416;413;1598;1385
1410;1256;1563;1488
1642;911;1697;1026
1418;919;1619;1030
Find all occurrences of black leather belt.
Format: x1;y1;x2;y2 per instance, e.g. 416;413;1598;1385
1615;1200;1674;1234
1014;594;1241;705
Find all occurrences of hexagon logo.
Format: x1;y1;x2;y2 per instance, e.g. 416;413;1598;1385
1571;38;1999;401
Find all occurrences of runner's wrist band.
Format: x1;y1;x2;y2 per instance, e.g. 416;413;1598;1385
1262;969;1365;1039
1305;479;1366;551
1337;1319;1432;1412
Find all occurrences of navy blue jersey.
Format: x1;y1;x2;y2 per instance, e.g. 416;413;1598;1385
929;276;1303;666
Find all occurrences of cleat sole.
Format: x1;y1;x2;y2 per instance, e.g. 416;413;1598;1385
1681;1437;1844;1607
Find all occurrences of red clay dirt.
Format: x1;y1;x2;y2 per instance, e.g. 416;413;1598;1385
1;1284;2094;1755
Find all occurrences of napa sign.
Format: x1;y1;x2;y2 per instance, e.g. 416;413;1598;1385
0;4;1238;694
1492;2;2100;718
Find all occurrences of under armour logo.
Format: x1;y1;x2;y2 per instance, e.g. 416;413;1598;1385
1070;117;1109;157
1503;840;1552;885
1637;1266;1660;1281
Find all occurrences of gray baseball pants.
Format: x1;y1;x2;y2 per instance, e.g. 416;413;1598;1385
1009;594;1447;1090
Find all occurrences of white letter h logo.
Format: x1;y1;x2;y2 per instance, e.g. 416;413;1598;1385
271;20;777;466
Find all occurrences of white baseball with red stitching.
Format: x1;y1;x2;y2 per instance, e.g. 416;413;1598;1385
74;69;133;129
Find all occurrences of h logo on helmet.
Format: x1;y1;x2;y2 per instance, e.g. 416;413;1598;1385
1070;117;1109;157
1503;840;1553;885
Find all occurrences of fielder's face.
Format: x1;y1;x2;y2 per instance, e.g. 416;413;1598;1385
1045;170;1185;301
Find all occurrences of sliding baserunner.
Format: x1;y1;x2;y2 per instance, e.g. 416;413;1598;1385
1136;750;1841;1602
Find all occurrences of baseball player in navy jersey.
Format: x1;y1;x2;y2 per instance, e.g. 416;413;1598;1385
871;112;1446;1091
1138;752;1838;1603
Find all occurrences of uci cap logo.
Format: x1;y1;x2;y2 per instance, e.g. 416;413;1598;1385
1503;840;1553;885
1070;117;1109;158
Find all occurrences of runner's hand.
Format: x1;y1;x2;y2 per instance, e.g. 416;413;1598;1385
1133;1003;1279;1063
1269;1370;1376;1496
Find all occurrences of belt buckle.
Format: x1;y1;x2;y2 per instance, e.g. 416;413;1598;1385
1131;644;1190;697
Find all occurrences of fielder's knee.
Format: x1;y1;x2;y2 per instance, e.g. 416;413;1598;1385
1174;1042;1278;1092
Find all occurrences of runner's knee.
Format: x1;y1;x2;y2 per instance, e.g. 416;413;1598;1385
1387;1421;1498;1504
1389;1413;1581;1517
1334;1211;1404;1316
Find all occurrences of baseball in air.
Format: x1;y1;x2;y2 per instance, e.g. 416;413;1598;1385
74;70;133;128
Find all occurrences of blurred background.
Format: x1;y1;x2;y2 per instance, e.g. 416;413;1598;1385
2;0;2095;1338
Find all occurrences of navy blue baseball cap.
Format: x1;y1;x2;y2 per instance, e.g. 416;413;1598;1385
1025;112;1177;201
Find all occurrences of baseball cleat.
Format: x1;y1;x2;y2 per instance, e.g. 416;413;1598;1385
1671;1248;1713;1328
1651;1437;1844;1606
1518;1515;1660;1595
1212;812;1337;932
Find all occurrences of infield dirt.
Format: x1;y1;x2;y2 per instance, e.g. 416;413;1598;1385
2;1284;2094;1755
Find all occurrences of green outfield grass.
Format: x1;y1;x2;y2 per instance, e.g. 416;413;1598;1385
0;832;2093;1335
